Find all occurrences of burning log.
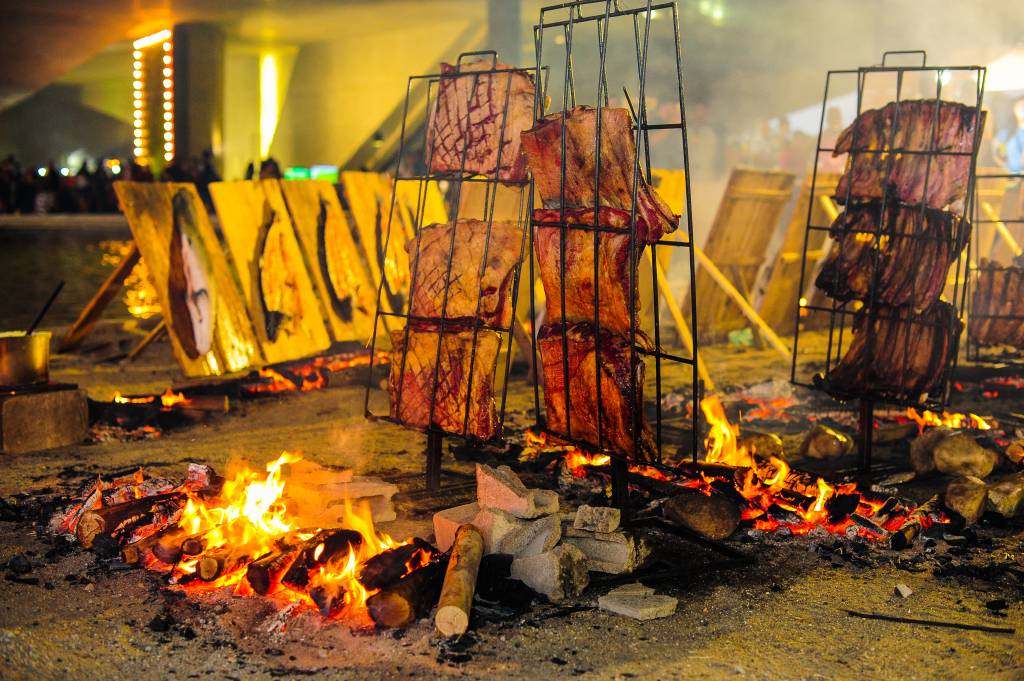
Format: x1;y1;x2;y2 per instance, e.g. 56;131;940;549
122;523;188;564
281;529;363;589
197;544;255;581
358;538;435;591
75;491;184;548
246;539;303;596
435;525;484;637
890;495;942;550
309;581;348;618
366;557;448;629
152;529;209;565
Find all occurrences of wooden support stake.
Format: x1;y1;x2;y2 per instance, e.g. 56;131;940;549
435;525;484;637
58;243;141;352
123;319;166;364
641;249;714;391
693;245;790;361
981;201;1023;258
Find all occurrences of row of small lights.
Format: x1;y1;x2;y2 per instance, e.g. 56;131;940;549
132;30;174;163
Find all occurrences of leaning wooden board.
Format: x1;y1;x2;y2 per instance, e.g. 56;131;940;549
278;179;377;343
210;180;331;364
753;172;840;336
114;182;262;377
686;167;796;342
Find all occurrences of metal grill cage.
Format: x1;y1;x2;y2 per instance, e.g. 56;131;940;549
363;51;538;446
528;0;701;497
965;169;1024;365
791;51;987;413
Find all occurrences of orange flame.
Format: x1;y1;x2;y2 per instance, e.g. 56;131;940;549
905;408;991;434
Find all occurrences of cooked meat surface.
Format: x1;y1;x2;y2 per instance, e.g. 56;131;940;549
815;201;969;311
969;262;1024;348
521;106;677;243
822;302;958;402
426;59;536;182
834;99;985;211
538;321;655;460
389;324;501;440
407;219;525;327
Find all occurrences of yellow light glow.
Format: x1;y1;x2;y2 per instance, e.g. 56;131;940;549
164;152;174;161
164;142;174;151
163;55;172;65
132;79;143;89
132;60;142;70
164;122;173;131
133;110;143;120
132;68;142;77
133;50;142;59
133;90;142;100
164;112;172;121
162;42;171;52
133;100;143;109
164;132;173;141
259;52;279;158
134;148;144;157
162;67;172;77
133;29;171;50
134;129;143;138
164;91;173;100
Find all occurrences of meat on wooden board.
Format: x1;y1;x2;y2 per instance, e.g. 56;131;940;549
538;321;655;460
534;207;646;335
969;263;1024;348
407;219;524;327
834;99;985;211
815;201;969;311
388;325;502;440
426;59;536;182
823;302;959;402
521;106;678;243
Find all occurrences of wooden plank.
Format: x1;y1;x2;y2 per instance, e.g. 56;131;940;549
753;172;840;336
57;243;140;352
210;180;331;365
114;182;262;376
279;179;377;343
122;319;166;364
687;167;796;342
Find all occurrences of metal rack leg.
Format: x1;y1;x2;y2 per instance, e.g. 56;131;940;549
858;399;874;474
610;457;629;513
425;430;443;492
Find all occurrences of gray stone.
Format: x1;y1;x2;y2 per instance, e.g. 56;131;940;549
605;582;654;597
1005;441;1024;466
476;463;559;518
511;544;589;602
799;424;853;460
497;513;561;557
562;528;651;574
944;476;988;524
933;433;1000;478
432;503;479;552
894;583;913;599
738;432;785;460
909;427;950;474
986;473;1024;518
573;505;621;533
662;492;741;540
598;592;677;620
472;507;528;554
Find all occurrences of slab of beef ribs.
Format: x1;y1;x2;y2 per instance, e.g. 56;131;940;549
834;99;985;210
969;263;1024;348
815;201;969;311
538;322;655;460
425;59;536;182
407;219;524;327
821;302;958;402
520;106;677;243
534;207;651;335
389;324;501;440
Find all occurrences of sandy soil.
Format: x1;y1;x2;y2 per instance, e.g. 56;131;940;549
0;330;1021;680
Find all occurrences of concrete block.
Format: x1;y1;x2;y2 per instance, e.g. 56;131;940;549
573;505;620;533
0;388;87;455
598;592;677;620
511;544;589;602
563;527;651;574
432;502;479;552
477;463;559;518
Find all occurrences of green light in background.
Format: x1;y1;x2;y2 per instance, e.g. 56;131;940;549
284;166;311;180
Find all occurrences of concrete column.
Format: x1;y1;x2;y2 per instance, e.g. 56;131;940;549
172;23;225;168
488;0;522;65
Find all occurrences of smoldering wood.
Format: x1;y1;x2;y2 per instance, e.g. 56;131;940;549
122;523;188;564
75;491;184;549
198;544;254;581
366;557;448;629
246;537;304;595
309;581;348;618
280;529;363;589
358;538;435;591
152;528;210;565
890;495;942;550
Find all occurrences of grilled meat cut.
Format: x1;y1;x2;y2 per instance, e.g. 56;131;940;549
426;59;536;182
521;106;678;243
534;207;649;335
389;325;502;440
815;201;969;311
969;262;1024;348
821;302;958;402
407;219;525;327
834;99;985;210
538;322;655;460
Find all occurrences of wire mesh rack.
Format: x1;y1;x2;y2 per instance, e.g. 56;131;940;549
965;169;1024;365
790;50;987;471
527;0;701;506
363;51;538;489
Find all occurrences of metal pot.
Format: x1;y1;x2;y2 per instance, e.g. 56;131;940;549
0;331;51;387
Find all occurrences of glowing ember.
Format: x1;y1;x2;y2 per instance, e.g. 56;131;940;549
245;352;389;394
113;388;192;410
904;407;991;433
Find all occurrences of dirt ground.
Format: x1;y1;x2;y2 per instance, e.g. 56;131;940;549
0;327;1021;680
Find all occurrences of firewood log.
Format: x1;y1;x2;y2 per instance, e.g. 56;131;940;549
358;538;435;591
435;525;484;637
309;581;348;617
890;495;941;550
197;544;254;581
246;537;304;595
280;529;363;589
366;557;448;629
122;523;187;564
151;528;210;565
75;492;184;548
